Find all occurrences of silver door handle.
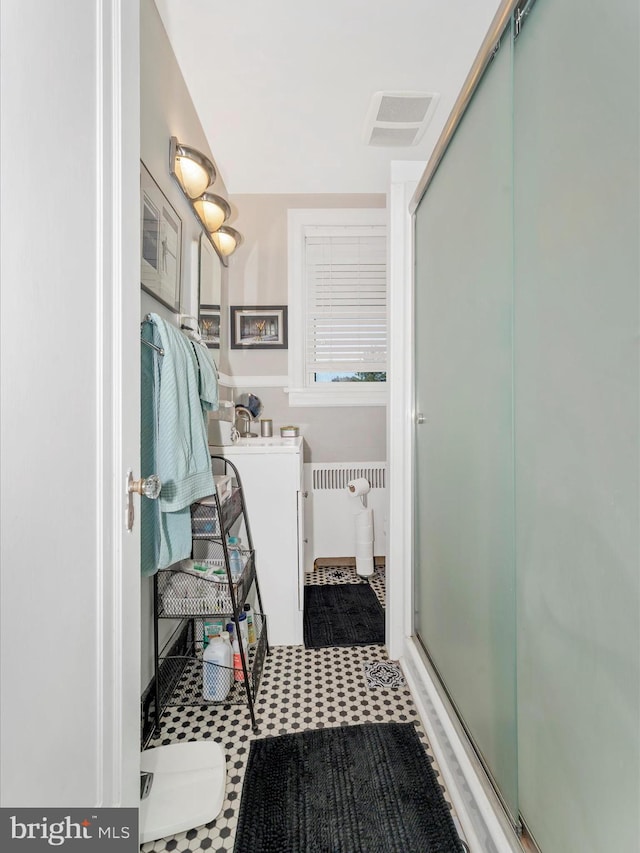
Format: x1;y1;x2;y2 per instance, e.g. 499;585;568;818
128;473;161;498
416;412;425;425
126;469;161;532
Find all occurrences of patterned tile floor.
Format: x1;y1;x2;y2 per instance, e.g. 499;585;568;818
141;564;462;852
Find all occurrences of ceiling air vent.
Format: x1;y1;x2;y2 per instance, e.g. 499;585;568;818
362;91;440;147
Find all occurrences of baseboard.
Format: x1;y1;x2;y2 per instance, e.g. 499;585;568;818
140;621;194;749
400;638;523;853
311;556;386;569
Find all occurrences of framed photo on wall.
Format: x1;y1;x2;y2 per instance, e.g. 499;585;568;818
199;306;220;349
230;306;288;349
140;161;182;313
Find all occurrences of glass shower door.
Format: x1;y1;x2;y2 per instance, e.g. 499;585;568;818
413;19;518;820
513;0;640;849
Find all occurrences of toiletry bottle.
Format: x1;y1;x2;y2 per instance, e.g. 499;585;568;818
238;610;248;645
244;602;256;644
226;536;244;581
232;631;245;682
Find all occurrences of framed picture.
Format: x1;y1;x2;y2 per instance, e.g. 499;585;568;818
140;161;182;313
199;306;221;349
198;231;222;308
230;306;288;349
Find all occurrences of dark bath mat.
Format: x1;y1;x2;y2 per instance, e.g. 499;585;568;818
233;722;465;853
304;582;384;648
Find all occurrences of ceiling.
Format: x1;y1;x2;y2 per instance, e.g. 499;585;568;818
154;0;502;195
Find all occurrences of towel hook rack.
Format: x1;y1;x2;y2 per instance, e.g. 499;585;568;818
141;315;165;356
141;337;164;356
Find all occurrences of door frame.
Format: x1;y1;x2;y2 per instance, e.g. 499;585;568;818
97;0;142;806
386;160;425;661
0;0;141;808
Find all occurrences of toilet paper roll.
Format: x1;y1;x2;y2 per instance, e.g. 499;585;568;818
347;477;370;497
356;544;374;561
356;555;375;577
355;508;373;526
356;535;374;550
356;529;373;543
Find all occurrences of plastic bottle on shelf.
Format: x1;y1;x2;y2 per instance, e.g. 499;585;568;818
244;603;256;645
202;636;231;701
232;631;245;682
220;630;233;666
238;610;248;645
227;536;244;582
225;623;235;649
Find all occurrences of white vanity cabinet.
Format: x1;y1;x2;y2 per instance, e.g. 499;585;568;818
210;437;305;645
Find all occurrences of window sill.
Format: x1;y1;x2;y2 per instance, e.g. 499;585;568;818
285;386;388;407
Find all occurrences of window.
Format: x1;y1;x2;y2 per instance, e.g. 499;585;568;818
287;209;387;406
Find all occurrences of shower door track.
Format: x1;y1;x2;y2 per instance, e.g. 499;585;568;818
415;633;524;836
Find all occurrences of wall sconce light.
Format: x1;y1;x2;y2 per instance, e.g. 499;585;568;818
210;226;243;257
170;136;216;199
193;192;231;234
170;135;242;261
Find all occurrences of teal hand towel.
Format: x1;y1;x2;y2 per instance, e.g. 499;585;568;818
141;314;215;574
191;339;219;414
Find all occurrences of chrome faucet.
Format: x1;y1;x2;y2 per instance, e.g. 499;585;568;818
234;406;253;437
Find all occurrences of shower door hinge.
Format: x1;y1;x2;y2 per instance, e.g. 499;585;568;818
514;0;538;38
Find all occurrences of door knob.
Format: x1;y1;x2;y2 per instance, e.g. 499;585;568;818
126;470;161;532
416;412;426;425
128;473;161;499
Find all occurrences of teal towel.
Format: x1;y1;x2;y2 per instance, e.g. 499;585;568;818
140;314;217;574
191;339;219;415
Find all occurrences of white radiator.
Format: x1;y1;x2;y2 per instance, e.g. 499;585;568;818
303;462;387;569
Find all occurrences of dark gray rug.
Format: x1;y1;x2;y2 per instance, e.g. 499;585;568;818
304;583;384;648
233;722;465;853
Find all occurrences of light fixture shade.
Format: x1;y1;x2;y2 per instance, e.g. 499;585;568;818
170;136;216;199
193;193;231;233
211;226;243;257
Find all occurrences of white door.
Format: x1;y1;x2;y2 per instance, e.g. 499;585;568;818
0;1;141;807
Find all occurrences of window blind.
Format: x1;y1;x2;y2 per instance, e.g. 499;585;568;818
304;227;387;375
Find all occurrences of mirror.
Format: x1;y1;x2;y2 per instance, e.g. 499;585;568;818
198;232;222;349
198;232;221;307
